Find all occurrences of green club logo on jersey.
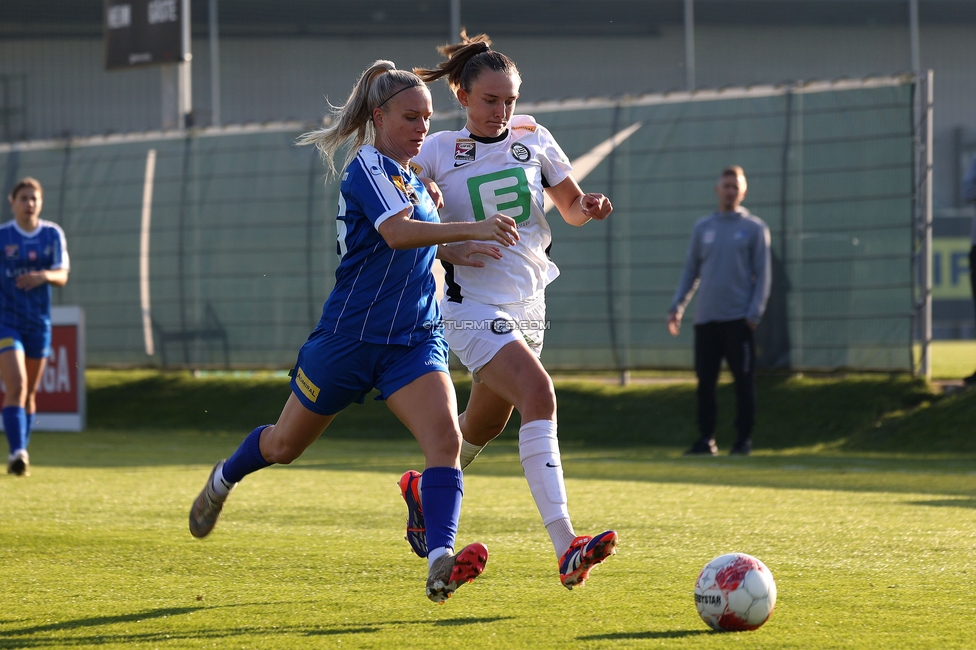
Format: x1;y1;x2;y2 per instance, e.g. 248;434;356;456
467;168;532;224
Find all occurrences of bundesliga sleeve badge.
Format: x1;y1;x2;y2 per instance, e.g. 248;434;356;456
454;139;476;167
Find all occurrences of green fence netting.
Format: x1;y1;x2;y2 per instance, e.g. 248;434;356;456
0;78;915;370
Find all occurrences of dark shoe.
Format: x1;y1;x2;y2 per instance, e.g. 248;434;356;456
729;439;753;456
6;449;29;476
189;460;235;538
684;438;718;456
398;470;427;558
964;372;976;387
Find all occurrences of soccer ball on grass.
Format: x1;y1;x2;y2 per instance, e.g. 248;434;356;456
694;553;776;631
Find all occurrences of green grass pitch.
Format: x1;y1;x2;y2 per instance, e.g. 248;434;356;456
3;426;976;648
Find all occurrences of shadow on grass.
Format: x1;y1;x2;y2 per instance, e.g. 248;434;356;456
1;607;203;637
306;626;380;636
579;629;711;640
0;612;513;648
907;498;976;509
0;627;365;649
433;616;515;626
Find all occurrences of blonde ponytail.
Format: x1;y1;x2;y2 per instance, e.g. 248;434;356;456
298;60;425;177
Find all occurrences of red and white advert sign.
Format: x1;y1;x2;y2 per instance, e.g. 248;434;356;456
0;306;86;431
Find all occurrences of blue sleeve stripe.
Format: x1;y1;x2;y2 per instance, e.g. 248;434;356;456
356;151;392;213
358;149;411;216
52;223;69;271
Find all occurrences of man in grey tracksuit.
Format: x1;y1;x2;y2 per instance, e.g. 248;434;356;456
668;166;771;456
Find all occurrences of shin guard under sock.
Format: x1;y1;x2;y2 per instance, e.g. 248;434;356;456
519;420;577;556
222;425;273;484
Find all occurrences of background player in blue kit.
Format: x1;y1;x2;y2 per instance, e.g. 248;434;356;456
188;60;518;604
2;177;70;477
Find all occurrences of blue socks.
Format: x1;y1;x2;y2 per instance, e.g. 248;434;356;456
421;467;464;555
3;406;27;454
25;412;36;448
222;425;273;483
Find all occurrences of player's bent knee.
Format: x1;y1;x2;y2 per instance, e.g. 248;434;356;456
424;430;461;462
520;382;556;419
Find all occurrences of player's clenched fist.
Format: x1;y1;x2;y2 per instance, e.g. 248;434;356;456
580;193;612;221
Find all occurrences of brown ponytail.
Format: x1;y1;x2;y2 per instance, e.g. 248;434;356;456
414;30;519;95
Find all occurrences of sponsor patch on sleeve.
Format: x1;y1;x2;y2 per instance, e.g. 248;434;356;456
454;138;476;165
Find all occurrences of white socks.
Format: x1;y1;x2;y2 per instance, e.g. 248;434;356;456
518;420;576;557
546;518;577;559
459;439;484;470
211;464;234;497
427;546;450;569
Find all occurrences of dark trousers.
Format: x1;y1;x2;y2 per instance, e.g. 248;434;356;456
694;319;755;440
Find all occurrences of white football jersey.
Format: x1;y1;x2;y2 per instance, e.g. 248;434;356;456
411;114;573;305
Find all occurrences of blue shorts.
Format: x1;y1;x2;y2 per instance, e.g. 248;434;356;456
290;329;450;416
0;324;52;359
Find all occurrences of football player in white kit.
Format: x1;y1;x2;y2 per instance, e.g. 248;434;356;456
398;32;617;590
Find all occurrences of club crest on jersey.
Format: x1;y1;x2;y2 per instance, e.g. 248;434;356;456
392;176;419;204
511;142;530;162
454;138;476;166
490;318;516;335
4;245;17;259
703;229;716;245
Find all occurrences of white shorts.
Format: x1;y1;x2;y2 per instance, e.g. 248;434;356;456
440;293;548;378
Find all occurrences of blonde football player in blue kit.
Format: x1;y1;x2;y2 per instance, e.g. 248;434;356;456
398;32;618;590
2;178;70;477
188;60;518;603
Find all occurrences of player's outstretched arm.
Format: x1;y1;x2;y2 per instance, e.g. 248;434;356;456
378;207;519;250
545;176;613;226
437;242;503;268
16;269;68;290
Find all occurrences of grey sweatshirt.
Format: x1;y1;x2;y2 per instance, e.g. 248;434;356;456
669;208;771;325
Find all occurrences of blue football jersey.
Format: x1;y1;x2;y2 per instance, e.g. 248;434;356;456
318;145;440;346
0;219;69;331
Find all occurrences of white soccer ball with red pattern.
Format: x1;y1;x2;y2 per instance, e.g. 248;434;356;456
694;553;776;631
